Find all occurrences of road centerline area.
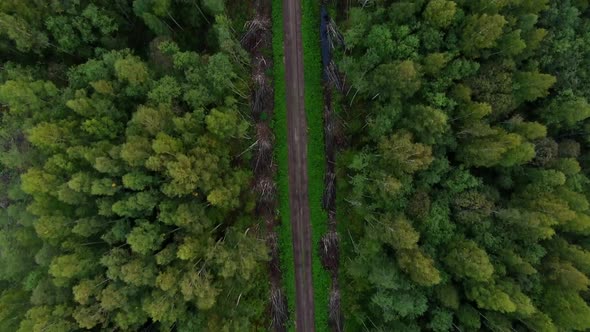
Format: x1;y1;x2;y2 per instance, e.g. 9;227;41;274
282;0;316;330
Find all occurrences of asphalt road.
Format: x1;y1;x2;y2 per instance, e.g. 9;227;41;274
282;0;316;331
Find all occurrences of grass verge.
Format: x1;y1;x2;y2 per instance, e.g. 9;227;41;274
271;1;296;330
301;0;330;330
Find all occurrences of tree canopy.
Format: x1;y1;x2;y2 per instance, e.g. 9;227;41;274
0;1;270;330
336;0;590;330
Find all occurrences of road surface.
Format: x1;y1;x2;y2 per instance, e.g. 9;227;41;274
282;0;316;331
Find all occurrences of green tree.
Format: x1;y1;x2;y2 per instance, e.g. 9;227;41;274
402;105;448;144
541;95;590;128
126;221;164;255
458;127;535;167
424;0;457;28
373;60;422;98
467;283;516;313
445;239;494;281
462;14;507;55
397;248;442;286
513;71;556;103
543;288;590;331
379;131;433;175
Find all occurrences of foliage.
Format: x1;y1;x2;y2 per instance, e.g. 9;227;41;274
0;2;270;330
336;0;590;330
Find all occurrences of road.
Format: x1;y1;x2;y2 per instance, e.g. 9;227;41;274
282;0;316;331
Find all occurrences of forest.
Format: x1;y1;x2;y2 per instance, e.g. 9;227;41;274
0;0;273;331
1;0;590;331
334;0;590;331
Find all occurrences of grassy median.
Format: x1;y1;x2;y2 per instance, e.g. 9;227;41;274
271;0;296;330
301;0;330;330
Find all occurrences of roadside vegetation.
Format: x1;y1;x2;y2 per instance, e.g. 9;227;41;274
335;0;590;330
243;0;289;330
271;0;296;330
301;0;331;331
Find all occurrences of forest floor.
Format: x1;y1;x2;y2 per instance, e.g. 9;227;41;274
281;0;317;331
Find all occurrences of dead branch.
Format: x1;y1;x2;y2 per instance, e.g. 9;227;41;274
255;123;274;172
241;18;270;51
326;19;345;50
270;287;288;331
320;231;340;273
326;61;345;93
322;171;336;212
329;287;343;332
256;176;277;204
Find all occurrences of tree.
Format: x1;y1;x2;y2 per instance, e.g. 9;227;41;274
533;138;558;166
114;55;149;85
379;131;433;175
558;139;581;158
202;0;225;15
498;30;527;56
513;71;556;103
402;105;448;144
452;190;494;224
428;309;453;332
120;259;157;287
542;288;590;331
541;95;590;128
206;107;248;139
466;283;517;313
525;312;557;332
458;127;535;167
111;191;159;217
0;289;29;331
179;270;218;309
422;53;451;75
467;63;516;116
496;208;556;241
545;256;589;292
0;79;58;116
456;305;480;329
148;76;182;104
444;239;494;281
455;102;492;123
424;0;457;28
406;191;431;220
72;304;106;329
130;105;174;136
120;136;151;167
507;117;547;140
17;305;77;332
0;13;48;52
27;122;72;151
373;60;422;98
462;14;507;55
397;248;441;286
365;25;394;60
381;216;419;250
126;221;164;255
49;253;94;285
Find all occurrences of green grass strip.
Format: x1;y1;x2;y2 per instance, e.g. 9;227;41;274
271;0;296;330
272;0;329;330
301;0;330;330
